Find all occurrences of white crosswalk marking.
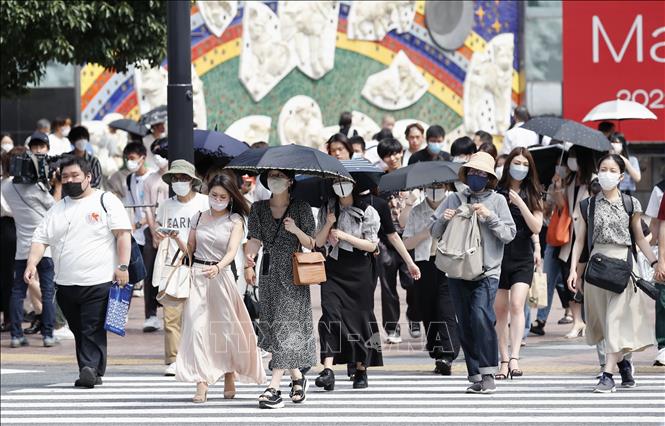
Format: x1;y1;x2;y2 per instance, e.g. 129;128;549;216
2;374;664;424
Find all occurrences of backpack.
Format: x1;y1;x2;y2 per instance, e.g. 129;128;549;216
435;195;484;280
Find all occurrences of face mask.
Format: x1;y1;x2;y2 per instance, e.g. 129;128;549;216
452;156;468;164
494;166;504;180
611;143;623;154
61;126;71;137
598;171;621;191
154;155;169;170
467;174;488;192
333;181;354;198
63;180;88;198
425;187;446;202
74;139;88;151
1;143;12;153
428;142;443;155
567;157;578;172
209;198;229;211
351;152;364;160
172;181;191;197
126;159;140;172
509;164;529;181
267;177;289;194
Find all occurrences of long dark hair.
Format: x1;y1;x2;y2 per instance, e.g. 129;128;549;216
609;132;630;157
565;145;596;187
326;133;353;158
498;147;543;212
207;174;250;217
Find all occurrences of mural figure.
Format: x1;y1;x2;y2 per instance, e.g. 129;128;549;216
198;1;238;38
278;96;324;148
347;0;416;41
362;50;429;110
134;63;168;115
226;115;272;145
192;65;208;130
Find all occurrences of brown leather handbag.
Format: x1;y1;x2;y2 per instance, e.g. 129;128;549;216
292;252;326;285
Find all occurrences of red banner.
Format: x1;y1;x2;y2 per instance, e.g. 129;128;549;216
562;1;665;142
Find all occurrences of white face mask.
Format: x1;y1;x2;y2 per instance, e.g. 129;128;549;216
333;181;354;198
126;159;140;172
425;187;446;202
267;177;289;194
171;181;191;197
61;126;71;137
567;157;578;172
509;164;529;181
74;139;88;151
495;166;504;180
209;198;229;211
598;171;621;191
154;154;169;170
1;143;12;153
611;143;623;154
351;152;364;160
452;155;468;164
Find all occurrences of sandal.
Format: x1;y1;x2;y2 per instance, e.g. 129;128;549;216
290;376;308;403
495;361;509;380
258;387;284;409
509;357;523;379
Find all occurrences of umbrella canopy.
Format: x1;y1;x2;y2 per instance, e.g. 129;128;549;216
226;144;354;182
139;105;168;126
527;144;565;188
194;129;249;158
340;158;384;192
521;117;610;152
108;119;150;137
379;161;461;193
582;99;657;122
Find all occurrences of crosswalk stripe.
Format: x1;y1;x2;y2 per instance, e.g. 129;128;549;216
95;374;665;381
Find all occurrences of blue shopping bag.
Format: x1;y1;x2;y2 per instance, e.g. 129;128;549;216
104;282;134;337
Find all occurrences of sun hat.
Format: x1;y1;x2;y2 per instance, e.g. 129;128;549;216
458;151;497;180
162;159;202;186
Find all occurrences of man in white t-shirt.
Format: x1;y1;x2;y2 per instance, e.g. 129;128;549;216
500;106;539;155
26;156;131;388
153;160;208;376
122;142;160;332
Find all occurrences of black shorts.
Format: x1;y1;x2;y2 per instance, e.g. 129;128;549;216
499;258;534;290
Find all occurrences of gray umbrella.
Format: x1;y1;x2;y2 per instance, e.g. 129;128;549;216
521;117;610;152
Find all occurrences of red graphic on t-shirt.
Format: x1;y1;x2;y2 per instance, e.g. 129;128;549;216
86;211;101;225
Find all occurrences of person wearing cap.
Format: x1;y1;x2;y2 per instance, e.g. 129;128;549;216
67;126;103;188
431;152;516;394
153;160;209;376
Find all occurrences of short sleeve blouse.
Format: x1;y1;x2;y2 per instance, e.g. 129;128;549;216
592;194;642;246
192;211;244;261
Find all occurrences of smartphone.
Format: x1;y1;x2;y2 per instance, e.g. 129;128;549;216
157;227;178;234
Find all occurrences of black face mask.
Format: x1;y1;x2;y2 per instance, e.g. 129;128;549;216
62;180;87;198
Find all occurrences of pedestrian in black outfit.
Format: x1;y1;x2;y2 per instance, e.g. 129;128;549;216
314;179;383;390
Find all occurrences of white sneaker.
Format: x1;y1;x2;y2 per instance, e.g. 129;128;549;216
143;316;161;332
133;288;144;298
654;348;665;366
386;330;402;344
53;325;75;341
164;363;176;376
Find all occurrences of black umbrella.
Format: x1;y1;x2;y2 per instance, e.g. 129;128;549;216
521;117;610;152
528;144;565;188
225;144;354;182
194;129;249;158
108;119;150;137
379;161;461;193
341;158;384;192
139;105;168;126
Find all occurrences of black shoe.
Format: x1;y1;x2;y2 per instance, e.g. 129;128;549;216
289;376;308;403
0;322;9;332
74;375;102;387
353;369;368;389
347;362;357;381
529;319;545;336
409;321;421;338
75;367;98;388
23;310;35;323
315;368;335;391
617;359;636;388
434;359;452;376
258;387;284;409
23;316;42;335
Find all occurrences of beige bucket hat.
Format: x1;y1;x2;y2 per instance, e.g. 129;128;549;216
161;159;202;186
458;151;497;180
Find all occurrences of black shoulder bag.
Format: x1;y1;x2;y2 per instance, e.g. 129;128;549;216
580;195;633;294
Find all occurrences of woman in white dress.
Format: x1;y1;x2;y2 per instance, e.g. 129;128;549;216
171;174;266;403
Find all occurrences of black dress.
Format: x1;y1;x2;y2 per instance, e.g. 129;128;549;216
499;192;535;290
317;201;383;367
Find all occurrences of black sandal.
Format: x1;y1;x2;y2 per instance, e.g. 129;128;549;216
495;361;509;380
258;387;284;409
290;376;308;403
509;357;523;379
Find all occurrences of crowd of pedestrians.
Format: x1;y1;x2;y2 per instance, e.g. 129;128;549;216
0;107;664;407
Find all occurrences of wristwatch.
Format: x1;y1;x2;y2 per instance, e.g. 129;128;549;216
117;264;129;271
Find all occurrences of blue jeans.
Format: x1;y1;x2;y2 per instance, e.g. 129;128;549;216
448;276;499;383
10;258;55;338
536;245;564;323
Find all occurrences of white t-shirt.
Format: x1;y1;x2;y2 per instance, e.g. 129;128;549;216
155;193;210;256
645;185;664;219
500;122;539;155
125;171;153;246
32;190;131;286
48;134;72;156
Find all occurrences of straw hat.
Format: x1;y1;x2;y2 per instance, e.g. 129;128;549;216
162;159;202;186
458;151;497;180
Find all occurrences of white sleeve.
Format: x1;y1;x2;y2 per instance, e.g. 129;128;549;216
645;188;662;218
500;132;513;155
105;193;132;230
155;200;165;225
32;213;52;245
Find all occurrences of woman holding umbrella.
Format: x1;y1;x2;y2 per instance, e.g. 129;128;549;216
313;178;383;390
244;169;317;409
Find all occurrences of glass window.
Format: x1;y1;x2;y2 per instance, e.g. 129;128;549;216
524;1;562;82
27;62;75;88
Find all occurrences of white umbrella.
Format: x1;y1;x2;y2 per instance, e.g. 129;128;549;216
582;99;657;122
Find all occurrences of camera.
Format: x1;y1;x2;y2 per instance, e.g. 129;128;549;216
9;152;67;184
